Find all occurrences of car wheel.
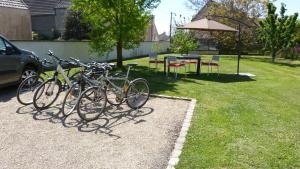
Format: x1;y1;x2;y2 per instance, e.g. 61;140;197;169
21;68;38;82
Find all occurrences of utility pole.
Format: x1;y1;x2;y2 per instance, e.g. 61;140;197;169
169;12;174;43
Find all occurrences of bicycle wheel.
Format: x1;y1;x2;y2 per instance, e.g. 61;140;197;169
62;83;81;116
69;71;81;82
126;78;150;109
33;79;62;110
17;75;44;105
105;82;124;106
77;86;107;122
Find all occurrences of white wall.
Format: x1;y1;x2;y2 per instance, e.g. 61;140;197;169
12;41;170;62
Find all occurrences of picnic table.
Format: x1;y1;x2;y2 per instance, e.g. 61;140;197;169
164;56;201;75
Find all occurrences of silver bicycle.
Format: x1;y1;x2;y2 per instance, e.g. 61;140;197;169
32;50;79;110
77;63;150;121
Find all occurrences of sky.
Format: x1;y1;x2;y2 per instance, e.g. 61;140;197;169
152;0;300;35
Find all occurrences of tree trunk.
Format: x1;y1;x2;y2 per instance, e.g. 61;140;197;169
116;41;123;68
271;48;276;63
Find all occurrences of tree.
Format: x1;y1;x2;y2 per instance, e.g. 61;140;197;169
72;0;160;67
187;0;268;18
171;30;198;54
186;0;268;54
64;11;89;40
259;3;298;63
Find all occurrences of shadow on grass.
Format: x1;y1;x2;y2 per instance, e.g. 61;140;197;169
130;66;255;90
188;73;256;83
243;56;300;68
274;62;300;68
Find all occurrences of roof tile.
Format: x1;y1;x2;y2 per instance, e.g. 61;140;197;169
0;0;29;9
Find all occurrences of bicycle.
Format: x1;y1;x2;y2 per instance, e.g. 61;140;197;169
16;58;53;105
61;58;111;116
76;63;150;122
32;50;79;110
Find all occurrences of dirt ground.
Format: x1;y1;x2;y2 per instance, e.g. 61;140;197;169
0;87;190;169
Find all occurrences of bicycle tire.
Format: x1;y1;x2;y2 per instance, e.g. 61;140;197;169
17;75;44;105
105;82;124;106
126;78;150;109
62;82;82;116
77;86;107;122
33;78;62;110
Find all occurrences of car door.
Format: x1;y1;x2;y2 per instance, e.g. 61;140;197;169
0;38;21;84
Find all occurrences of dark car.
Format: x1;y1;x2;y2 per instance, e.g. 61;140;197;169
0;35;42;87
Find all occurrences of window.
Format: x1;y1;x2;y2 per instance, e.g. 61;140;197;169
3;39;18;55
0;38;6;55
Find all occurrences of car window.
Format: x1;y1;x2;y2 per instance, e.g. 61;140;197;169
0;39;6;55
4;40;12;48
3;39;18;55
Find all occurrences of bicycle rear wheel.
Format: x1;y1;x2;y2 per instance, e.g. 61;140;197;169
17;75;44;105
33;79;62;110
126;78;150;109
77;86;107;122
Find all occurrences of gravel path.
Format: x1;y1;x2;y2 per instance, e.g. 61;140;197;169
0;88;190;169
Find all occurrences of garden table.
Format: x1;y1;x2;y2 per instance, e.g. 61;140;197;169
164;56;201;75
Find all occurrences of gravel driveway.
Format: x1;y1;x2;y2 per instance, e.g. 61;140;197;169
0;88;190;169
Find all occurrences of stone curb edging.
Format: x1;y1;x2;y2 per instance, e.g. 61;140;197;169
150;94;197;169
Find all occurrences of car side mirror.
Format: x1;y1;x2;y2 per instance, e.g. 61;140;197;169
6;46;14;55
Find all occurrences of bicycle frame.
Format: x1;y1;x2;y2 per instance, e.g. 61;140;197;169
47;55;74;93
101;66;133;98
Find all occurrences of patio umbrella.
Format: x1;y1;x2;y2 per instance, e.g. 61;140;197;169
177;18;238;32
177;18;242;75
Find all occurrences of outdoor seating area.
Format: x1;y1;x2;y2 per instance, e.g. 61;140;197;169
148;53;221;78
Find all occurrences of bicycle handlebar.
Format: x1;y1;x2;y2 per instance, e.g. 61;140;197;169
42;59;53;65
69;57;91;69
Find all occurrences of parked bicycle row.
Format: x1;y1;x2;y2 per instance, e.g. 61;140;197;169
17;50;150;121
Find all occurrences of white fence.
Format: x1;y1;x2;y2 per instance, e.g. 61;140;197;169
12;41;170;62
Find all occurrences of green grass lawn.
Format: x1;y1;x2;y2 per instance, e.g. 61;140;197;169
124;55;300;169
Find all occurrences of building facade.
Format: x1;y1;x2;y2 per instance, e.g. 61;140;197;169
191;0;218;51
23;0;70;38
0;0;32;40
23;0;159;41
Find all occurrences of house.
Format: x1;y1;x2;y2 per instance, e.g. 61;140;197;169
191;0;260;54
191;0;219;52
23;0;70;38
145;16;160;42
158;32;170;41
0;0;32;40
23;0;160;41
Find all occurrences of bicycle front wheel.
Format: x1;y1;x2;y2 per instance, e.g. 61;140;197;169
62;83;82;116
126;78;150;109
105;82;124;106
17;75;44;105
77;86;107;122
33;79;62;110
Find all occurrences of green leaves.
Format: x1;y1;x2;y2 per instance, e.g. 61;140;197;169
171;30;198;55
72;0;160;63
259;2;298;62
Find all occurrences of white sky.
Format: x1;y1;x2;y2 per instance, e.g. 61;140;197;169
152;0;300;35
